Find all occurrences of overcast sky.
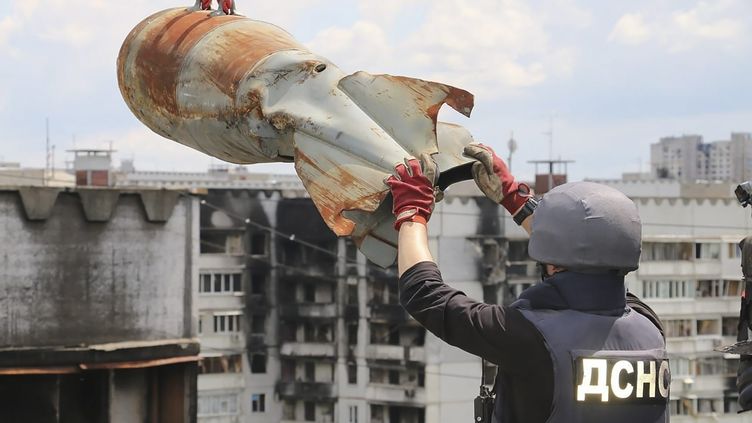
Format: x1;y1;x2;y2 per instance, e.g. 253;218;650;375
1;0;750;181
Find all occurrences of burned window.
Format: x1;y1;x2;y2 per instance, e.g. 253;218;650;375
283;400;296;420
348;363;357;384
250;233;267;255
304;401;316;421
251;354;267;374
507;240;529;262
388;370;400;385
369;368;386;384
250;271;267;295
305;362;315;382
348;323;358;346
281;359;295;382
303;283;316;303
251;316;266;334
347;284;359;305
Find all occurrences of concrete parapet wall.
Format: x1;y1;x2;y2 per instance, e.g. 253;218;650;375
0;188;198;350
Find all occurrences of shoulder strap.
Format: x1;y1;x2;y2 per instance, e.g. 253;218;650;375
626;292;665;339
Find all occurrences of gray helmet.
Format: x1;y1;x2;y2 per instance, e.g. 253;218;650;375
528;182;642;273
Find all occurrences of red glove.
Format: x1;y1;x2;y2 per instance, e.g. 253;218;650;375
385;155;437;231
221;0;233;14
201;0;212;10
463;143;531;214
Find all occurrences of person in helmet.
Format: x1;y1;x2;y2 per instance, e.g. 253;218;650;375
385;145;669;423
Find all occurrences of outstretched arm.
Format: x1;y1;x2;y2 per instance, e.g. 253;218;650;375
463;143;536;234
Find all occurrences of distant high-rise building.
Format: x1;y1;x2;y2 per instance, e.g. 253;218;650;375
651;133;752;182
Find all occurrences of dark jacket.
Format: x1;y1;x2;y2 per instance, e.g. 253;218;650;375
399;261;667;423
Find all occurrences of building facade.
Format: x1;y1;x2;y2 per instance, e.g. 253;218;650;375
650;133;752;182
0;186;200;423
190;180;511;423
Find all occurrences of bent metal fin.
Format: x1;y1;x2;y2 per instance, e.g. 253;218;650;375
338;72;474;158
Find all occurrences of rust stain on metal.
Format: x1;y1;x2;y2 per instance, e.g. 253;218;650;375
295;148;387;236
268;113;296;131
0;366;80;375
79;355;200;370
131;10;241;116
201;23;304;98
386;75;475;125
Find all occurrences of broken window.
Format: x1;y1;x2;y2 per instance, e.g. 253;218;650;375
283;400;296;420
281;359;295;382
250;233;267;255
303;322;315;342
199;354;243;374
305;362;315;382
251;354;267;374
250;271;267;295
507;240;529;262
347;284;359;305
251;316;266;334
304;402;316;421
348;323;358;346
348;363;357;384
369;368;385;384
388;370;400;385
226;234;244;255
303;283;316;303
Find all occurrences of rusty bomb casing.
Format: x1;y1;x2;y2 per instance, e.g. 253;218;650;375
118;8;476;266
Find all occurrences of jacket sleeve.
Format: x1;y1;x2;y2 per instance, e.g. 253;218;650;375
399;261;550;373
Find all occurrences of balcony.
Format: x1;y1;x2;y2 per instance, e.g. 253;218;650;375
645;297;738;317
279;304;337;319
198;293;245;311
370;304;408;323
365;384;426;404
198;372;245;391
366;345;426;363
638;261;721;277
276;381;335;400
666;337;730;356
200;333;245;351
280;342;336;358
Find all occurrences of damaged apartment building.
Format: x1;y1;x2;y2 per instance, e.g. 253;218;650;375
183;176;515;423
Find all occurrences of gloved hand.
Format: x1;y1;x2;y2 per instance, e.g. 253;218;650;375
385;154;438;231
739;355;752;411
463;143;532;215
